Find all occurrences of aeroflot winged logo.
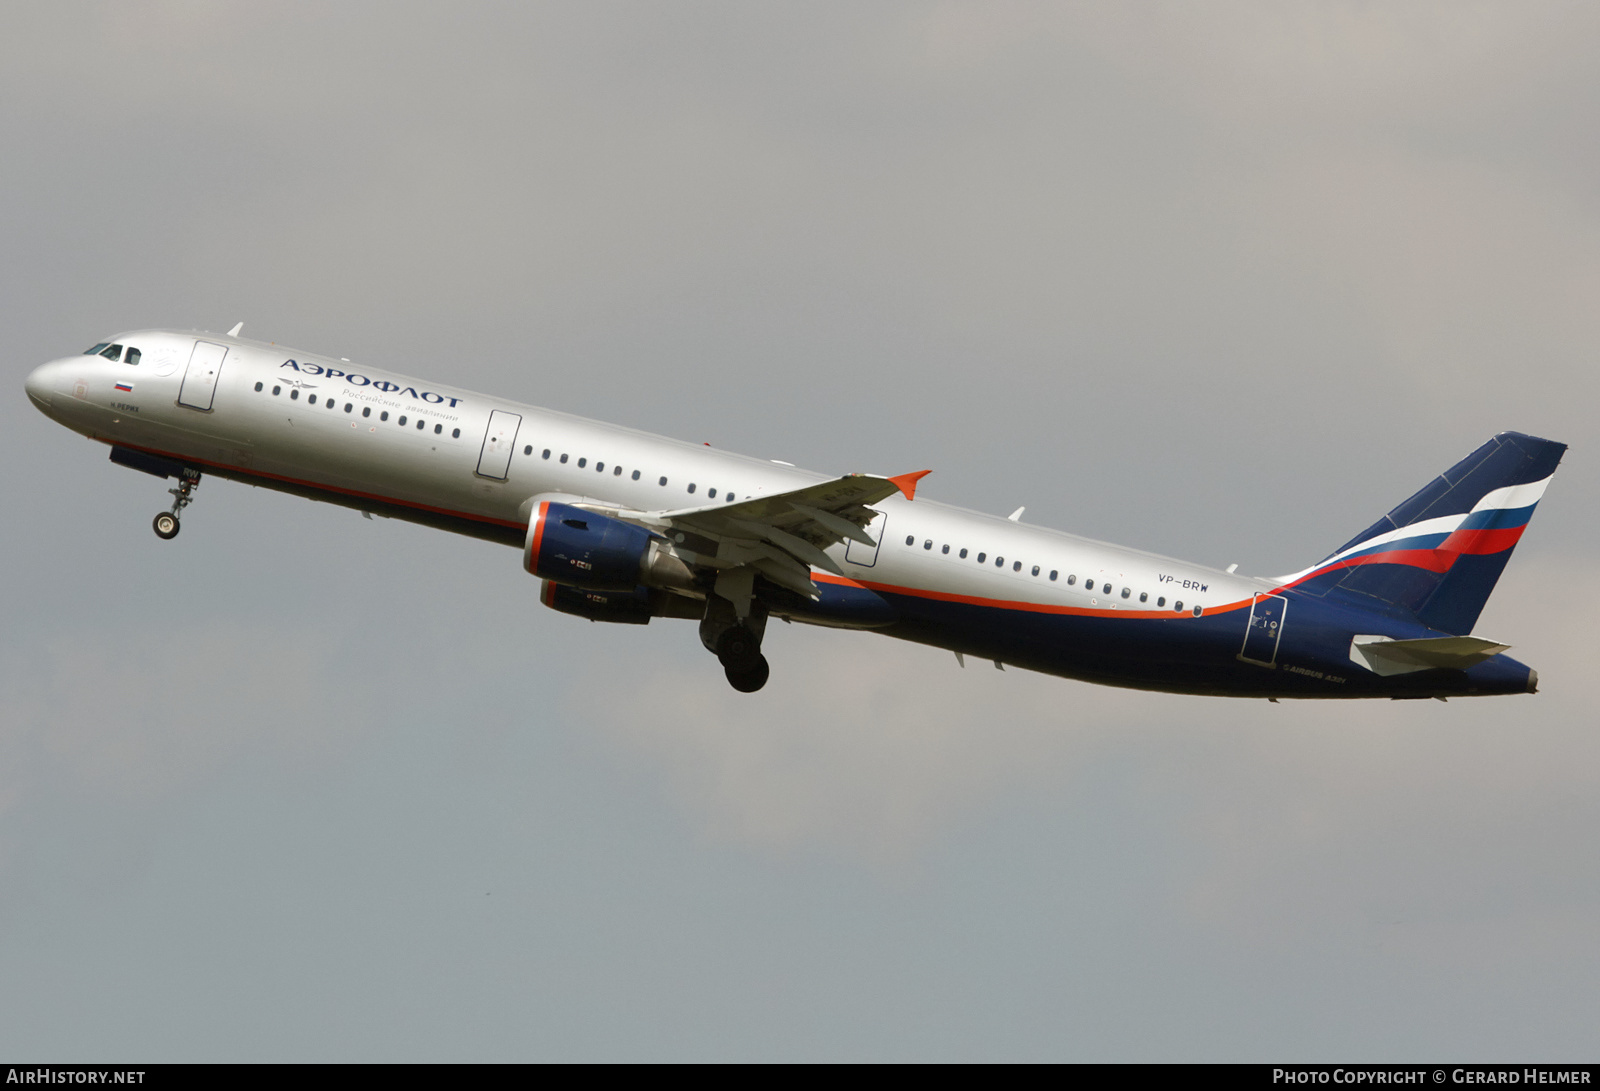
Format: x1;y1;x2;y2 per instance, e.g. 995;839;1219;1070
280;360;464;407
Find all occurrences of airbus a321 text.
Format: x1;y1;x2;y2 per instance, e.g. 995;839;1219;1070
26;328;1564;697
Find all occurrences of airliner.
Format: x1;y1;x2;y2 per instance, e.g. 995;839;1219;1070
25;328;1564;697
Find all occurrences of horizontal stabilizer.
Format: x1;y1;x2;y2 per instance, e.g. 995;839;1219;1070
1350;635;1510;676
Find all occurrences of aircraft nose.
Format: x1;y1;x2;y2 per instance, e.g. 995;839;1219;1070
24;359;61;411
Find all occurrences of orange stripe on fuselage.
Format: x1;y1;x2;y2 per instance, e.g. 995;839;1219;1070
112;436;1264;622
100;437;526;531
811;570;1252;620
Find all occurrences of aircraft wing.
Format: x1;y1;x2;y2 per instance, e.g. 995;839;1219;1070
571;470;929;600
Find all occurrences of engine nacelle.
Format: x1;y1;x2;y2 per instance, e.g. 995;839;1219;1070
524;501;695;592
541;581;654;625
540;581;707;625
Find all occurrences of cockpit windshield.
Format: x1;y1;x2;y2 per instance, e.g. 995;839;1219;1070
81;342;138;364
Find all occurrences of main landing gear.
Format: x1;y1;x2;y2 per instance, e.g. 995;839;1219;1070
717;625;770;693
700;594;770;693
152;470;201;540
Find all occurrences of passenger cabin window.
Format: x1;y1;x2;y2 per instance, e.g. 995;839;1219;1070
597;462;605;472
1174;601;1183;611
290;389;299;400
544;450;552;459
1013;561;1021;572
309;395;318;406
659;476;667;486
1157;597;1166;607
959;548;968;559
254;382;263;392
995;556;1004;567
632;470;640;480
1067;575;1076;585
578;458;587;468
344;403;353;413
708;488;717;498
942;545;950;555
977;553;986;563
1102;582;1111;594
1139;592;1148;603
614;466;623;476
905;536;915;546
398;415;406;425
1121;588;1130;599
924;540;933;550
380;411;388;421
362;407;371;417
416;419;425;429
434;424;442;434
687;483;696;494
559;453;568;463
272;386;281;396
1032;565;1040;576
452;428;460;438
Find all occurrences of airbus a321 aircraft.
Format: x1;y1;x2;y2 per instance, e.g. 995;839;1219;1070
26;328;1564;697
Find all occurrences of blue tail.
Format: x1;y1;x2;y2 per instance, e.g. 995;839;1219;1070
1282;432;1566;634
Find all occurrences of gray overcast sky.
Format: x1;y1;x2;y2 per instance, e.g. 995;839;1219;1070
2;2;1596;1061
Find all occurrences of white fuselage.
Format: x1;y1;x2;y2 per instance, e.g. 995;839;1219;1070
26;329;1251;624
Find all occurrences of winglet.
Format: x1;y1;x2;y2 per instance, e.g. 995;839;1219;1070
227;322;244;338
888;469;932;501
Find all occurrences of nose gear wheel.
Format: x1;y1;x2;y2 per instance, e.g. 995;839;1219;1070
152;470;200;540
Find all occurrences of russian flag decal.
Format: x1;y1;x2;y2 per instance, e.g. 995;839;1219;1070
114;382;133;392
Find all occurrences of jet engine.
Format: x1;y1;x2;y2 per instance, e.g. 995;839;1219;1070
540;581;705;625
540;582;654;624
524;501;695;592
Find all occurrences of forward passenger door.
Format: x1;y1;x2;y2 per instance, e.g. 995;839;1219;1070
178;341;228;411
476;410;522;479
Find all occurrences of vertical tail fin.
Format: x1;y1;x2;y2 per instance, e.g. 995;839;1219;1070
1282;432;1565;634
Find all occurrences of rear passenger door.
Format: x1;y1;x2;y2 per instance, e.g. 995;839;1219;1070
845;508;888;568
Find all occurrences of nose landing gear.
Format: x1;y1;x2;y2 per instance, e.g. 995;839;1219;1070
152;471;200;540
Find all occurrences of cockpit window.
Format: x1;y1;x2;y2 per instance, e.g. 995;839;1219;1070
84;343;109;356
99;344;124;360
124;348;141;366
